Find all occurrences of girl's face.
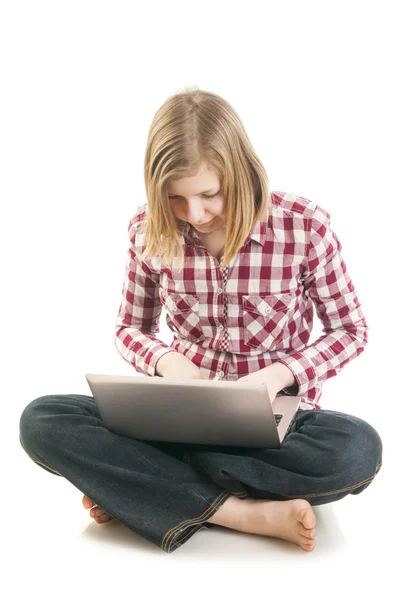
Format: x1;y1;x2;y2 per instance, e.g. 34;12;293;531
167;163;227;234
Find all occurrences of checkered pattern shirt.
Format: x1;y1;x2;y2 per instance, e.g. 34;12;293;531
114;191;368;411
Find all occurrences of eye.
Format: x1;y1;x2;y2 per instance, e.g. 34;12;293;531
169;192;219;200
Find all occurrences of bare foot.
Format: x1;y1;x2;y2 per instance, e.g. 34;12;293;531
240;498;317;552
82;494;115;524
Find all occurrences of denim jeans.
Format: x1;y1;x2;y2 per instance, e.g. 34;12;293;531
19;393;383;554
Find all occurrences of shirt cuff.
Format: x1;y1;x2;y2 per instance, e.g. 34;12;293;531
276;352;318;397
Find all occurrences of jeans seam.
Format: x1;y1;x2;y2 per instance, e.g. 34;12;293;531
162;490;232;553
281;460;382;499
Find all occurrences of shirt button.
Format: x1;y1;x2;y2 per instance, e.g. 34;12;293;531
172;304;177;311
265;307;272;314
218;324;224;330
218;371;225;378
217;287;223;294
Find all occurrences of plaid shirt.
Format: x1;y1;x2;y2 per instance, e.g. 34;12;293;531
115;191;368;411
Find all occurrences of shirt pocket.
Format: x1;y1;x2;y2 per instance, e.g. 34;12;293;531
242;292;295;351
160;291;205;343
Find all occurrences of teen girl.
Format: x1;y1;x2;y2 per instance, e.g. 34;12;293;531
19;87;383;554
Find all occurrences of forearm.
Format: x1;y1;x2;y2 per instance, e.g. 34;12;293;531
155;350;203;378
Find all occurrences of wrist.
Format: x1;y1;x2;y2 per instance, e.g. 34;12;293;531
155;351;180;376
267;361;296;392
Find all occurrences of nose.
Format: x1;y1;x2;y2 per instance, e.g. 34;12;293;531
184;201;208;225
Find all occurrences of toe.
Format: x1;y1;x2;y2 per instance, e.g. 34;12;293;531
304;539;316;551
82;495;94;509
96;513;114;524
90;506;104;518
300;528;316;539
302;510;316;530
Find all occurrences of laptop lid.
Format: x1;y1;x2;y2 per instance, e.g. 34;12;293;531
85;373;301;449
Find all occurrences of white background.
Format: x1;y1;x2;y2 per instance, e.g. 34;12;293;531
2;0;396;597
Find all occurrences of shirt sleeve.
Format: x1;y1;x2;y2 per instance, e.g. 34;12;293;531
114;218;177;377
277;204;369;398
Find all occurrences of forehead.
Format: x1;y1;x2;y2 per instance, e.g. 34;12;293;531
167;173;220;194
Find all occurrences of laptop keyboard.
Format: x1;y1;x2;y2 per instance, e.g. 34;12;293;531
274;413;283;426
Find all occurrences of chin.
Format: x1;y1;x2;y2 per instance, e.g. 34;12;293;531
197;218;216;226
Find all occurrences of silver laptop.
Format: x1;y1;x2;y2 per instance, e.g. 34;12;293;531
85;373;301;449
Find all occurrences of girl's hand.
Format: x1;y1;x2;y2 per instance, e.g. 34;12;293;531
236;369;280;404
236;362;296;404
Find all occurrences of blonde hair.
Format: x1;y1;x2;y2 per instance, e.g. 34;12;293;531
142;86;270;271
